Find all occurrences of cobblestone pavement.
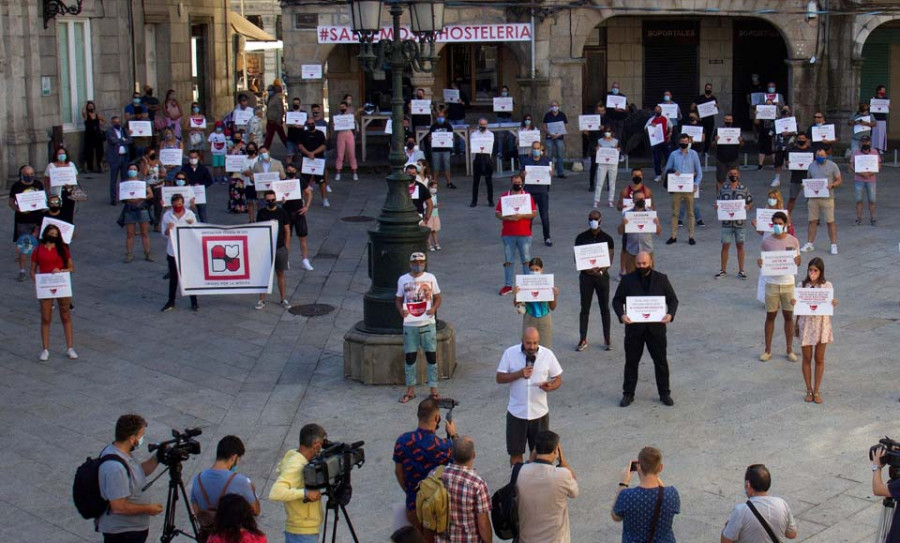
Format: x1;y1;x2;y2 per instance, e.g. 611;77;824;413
2;156;899;542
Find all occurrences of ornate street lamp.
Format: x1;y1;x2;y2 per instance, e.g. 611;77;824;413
43;0;85;28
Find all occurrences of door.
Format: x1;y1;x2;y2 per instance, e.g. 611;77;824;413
191;23;210;108
732;20;788;129
642;20;700;111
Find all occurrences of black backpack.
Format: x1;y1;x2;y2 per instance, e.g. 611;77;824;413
73;453;131;519
490;462;524;540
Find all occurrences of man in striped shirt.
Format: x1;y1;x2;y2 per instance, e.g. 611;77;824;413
434;437;492;543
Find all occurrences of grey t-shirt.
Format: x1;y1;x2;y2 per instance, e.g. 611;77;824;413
806;160;841;197
721;495;796;542
624;210;655;256
189;468;258;511
97;444;151;534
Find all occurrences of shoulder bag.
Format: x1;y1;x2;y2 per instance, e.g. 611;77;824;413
645;485;665;543
746;500;782;543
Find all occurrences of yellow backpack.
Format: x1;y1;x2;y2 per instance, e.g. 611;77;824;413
416;465;449;533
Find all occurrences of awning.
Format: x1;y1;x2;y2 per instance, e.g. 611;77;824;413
244;40;283;52
229;11;277;42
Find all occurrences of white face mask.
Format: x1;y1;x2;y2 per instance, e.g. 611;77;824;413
429;188;437;195
603;132;611;138
530;270;542;275
589;219;600;230
189;158;199;166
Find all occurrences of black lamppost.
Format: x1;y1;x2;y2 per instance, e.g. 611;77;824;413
348;0;444;334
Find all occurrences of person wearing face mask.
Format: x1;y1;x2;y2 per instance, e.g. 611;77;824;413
713;114;744;193
771;105;796;188
495;174;537;296
286;97;306;165
161;194;198;312
542;101;568;178
754;99;776;171
758;212;801;363
10;165;44;282
119;164;154;263
848;102;876;154
282;166;315;271
44;195;64;221
333;101;359;182
140;146;168;230
163;89;183;140
583;102;608;193
106;116;133;205
785;135;811;215
403;138;426;166
517;114;541;168
871;84;889;153
805;111;835;155
513;257;558;348
263;81;287;149
611;251;679;407
227;137;249;215
124;92;150;162
664;134;703;245
81;100;106;173
182;150;213;223
428;105;455;189
395;252;443;403
691;83;717;154
298;119;330;207
606;82;628;138
251;145;286;183
495;85;515;161
96;414;164;542
471;118;496;207
270;424;329;542
425;181;442;251
714;169;753;279
618;194;661;276
851;134;880;226
594;126;620;208
254;192;292;310
762;82;784;109
575;210;615;352
30;224;77;360
407;87;433;131
190;436;260;538
406;164;434;226
800;149;842;255
207;121;228;183
230;93;254;133
521;141;554;246
616;169;654;278
186;102;207;152
43;145;79;225
645;106;669;183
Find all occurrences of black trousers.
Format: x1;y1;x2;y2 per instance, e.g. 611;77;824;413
84;136;104;171
167;255;198;307
471;155;494;205
531;191;550;240
589;153;598;190
103;530;149;543
701;118;715;154
579;272;610;343
623;325;670;397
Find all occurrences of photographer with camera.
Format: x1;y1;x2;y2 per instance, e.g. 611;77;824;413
269;423;328;543
190;436;260;537
612;446;680;543
96;414;164;543
871;446;900;543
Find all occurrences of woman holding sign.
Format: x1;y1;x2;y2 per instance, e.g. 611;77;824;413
791;258;837;404
120;164;154;263
30;224;76;361
42;146;78;225
513;258;558;348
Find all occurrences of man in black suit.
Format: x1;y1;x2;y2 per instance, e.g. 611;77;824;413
611;251;679;407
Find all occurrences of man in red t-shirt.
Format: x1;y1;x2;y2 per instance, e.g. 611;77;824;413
495;174;537;296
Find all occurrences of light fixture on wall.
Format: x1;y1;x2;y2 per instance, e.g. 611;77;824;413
43;0;84;29
806;0;819;20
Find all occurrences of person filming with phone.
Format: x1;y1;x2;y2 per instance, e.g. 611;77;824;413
612;446;680;542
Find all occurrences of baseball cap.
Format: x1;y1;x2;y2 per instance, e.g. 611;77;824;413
409;252;427;261
860;134;872;142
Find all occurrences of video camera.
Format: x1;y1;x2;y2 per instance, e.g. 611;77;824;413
436;397;459;422
870;436;900;469
149;428;202;466
303;440;365;490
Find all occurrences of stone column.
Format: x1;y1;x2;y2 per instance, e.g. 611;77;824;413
786;59;818;126
408;74;436;98
285;75;324;110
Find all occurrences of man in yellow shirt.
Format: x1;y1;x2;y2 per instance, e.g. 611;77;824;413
269;424;327;543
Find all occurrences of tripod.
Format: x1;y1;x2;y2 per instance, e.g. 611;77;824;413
876;496;895;543
143;460;200;542
320;480;360;543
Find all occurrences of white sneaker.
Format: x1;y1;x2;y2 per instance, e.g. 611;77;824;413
335;172;341;181
770;177;781;187
608;201;615;208
254;299;266;310
800;242;815;253
326;185;333;193
39;349;49;361
323;198;331;207
592;200;599;208
830;244;838;255
653;176;661;183
67;348;79;360
352;172;359;181
280;299;292;309
301;258;314;271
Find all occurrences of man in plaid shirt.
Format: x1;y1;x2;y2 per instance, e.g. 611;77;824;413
434;437;492;543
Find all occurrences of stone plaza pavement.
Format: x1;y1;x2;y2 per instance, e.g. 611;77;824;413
1;156;899;542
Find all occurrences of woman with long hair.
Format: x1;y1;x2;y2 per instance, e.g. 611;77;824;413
81;100;106;172
43;145;79;224
30;224;76;360
120;163;154;263
791;257;838;404
164;89;184;139
207;494;266;543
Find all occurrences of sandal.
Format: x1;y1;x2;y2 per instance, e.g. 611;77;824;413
813;393;823;404
804;390;814;403
398;393;417;404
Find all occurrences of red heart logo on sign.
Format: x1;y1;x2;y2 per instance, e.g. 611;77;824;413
728;212;735;217
768;223;773;229
49;288;57;294
813;190;820;194
637;224;645;230
129;191;135;196
604;158;611;162
480;146;485;151
31;203;37;208
531;291;539;298
809;305;818;311
798;163;805;168
589;259;597;265
513;206;520;212
677;184;684;189
642;313;650;319
284;192;291;197
588;124;594;129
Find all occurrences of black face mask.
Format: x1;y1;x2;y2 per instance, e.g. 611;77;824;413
293;104;301;110
640;267;652;276
512;184;523;191
705;89;712;95
862;145;871;152
266;201;277;208
406;143;415;150
729;175;739;182
633;200;645;209
340;109;347;113
247;150;257;156
724;122;733;127
654;112;661;117
632;176;642;185
680;142;690;149
306;125;316;131
49;203;61;210
286;171;297;178
797;140;808;147
149;153;156;159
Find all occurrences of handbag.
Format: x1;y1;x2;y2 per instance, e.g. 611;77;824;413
746;500;782;543
645;485;665;543
68;186;89;202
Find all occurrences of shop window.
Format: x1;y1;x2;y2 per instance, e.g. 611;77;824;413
446;44;503;104
57;19;93;130
246;15;263;29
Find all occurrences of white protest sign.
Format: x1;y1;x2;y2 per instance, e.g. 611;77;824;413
129;121;152;137
717;127;741;145
595;147;619;166
190;185;207;205
606;95;626;110
854;154;880;173
794;288;834;316
524;165;551;186
579;115;602;131
40;217;74;244
515;274;554;302
159;149;183;166
517;130;540;148
624;211;657;233
811;124;835;142
761;250;798;276
803;178;830;198
659;104;678;120
35;272;72;299
755;208;787;233
756;105;777;120
774;117;798;134
870;98;890;114
667;173;694;193
273;179;302;201
333;114;355;131
493;97;513;112
253;172;282;192
500;193;532;217
233;109;253;126
16;191;47;211
626;296;667;322
788;152;813;171
431;132;454;149
189;116;207;129
49;168;77;188
470;131;494;154
286;111;308;126
546;121;566;135
301;157;326;176
681;125;704;142
443;89;459;103
716;199;747;221
410;100;432;115
573;242;611;270
622;198;653;212
301;64;323;79
697;101;718;118
647;123;665;146
161;187;193;207
119;180;147;200
316;125;328;138
853;115;872;134
225;155;248;173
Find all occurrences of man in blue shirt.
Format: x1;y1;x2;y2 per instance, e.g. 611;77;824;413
190;435;260;522
664;134;703;245
520;141;554;246
542;101;568;178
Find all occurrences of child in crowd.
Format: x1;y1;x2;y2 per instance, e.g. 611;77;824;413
207;121;228;183
512;257;558;348
426;180;441;251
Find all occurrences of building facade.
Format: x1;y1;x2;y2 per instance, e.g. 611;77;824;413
280;0;900;158
231;0;284;92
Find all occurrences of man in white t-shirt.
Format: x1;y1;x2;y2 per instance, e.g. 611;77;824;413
757;212;801;362
496;327;563;465
395;252;442;404
721;464;797;542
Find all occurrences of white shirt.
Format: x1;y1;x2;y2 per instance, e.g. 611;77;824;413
722;495;796;542
161;208;197;257
497;344;563;420
44;162;78;198
395;272;441;327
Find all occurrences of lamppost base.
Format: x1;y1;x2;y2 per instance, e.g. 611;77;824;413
343;320;457;385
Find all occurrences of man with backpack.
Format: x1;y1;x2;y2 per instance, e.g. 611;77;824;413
430;436;492;543
189;435;260;539
94;414;163;542
515;431;578;543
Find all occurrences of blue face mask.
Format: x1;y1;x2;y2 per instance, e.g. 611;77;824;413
532;150;541;157
216;127;223;133
57;154;67;162
815;156;826;164
175;178;186;186
128;170;138;178
410;264;425;273
437;117;445;123
772;224;785;235
611;88;619;95
113;123;121;130
192;107;200;113
524;119;531;126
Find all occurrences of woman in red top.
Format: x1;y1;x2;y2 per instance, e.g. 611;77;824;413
30;224;76;361
207;494;267;543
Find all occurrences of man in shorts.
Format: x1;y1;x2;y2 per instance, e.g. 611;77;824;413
283;165;314;271
758;212;801;362
255;191;292;310
800;148;842;255
714;168;753;279
9;165;44;281
785;134;812;215
298;118;329;207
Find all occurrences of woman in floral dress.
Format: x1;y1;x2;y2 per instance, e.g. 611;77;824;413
792;257;838;404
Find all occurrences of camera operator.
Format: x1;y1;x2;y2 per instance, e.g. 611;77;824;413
269;423;327;543
872;448;900;542
97;414;164;543
190;435;260;534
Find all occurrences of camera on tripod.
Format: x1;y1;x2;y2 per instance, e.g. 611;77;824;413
149;427;202;466
303;440;365;490
869;436;900;469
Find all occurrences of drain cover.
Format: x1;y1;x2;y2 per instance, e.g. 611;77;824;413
341;215;376;222
290;304;336;317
